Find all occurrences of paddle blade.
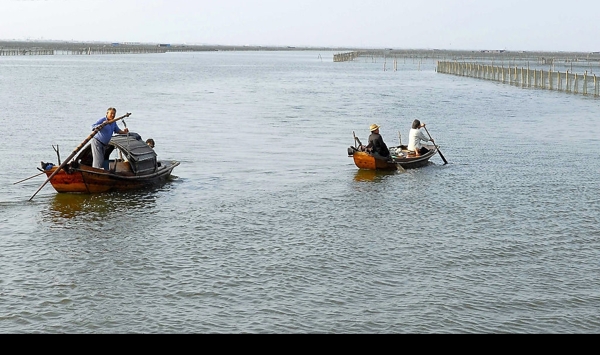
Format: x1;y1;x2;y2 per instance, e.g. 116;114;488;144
424;126;448;165
437;147;448;165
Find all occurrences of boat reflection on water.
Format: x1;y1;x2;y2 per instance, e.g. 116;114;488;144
45;192;157;222
353;169;399;182
47;194;97;220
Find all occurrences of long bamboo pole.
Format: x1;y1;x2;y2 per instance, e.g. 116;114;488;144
28;113;131;201
13;172;45;185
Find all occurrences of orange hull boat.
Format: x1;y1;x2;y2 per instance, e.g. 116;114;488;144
43;162;178;193
40;133;179;194
348;144;437;170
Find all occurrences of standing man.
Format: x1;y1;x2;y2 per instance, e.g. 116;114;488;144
91;107;129;169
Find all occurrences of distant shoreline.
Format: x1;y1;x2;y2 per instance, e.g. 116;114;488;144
1;40;599;60
0;40;335;52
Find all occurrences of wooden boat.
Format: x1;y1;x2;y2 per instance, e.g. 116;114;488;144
348;142;438;170
39;133;179;194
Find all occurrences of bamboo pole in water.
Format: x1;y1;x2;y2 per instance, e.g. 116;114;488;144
436;61;599;97
520;67;524;87
557;71;560;90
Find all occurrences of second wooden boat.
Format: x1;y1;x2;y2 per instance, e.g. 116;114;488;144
347;143;437;171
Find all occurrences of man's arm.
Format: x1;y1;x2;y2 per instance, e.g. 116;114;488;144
91;117;106;130
114;124;129;135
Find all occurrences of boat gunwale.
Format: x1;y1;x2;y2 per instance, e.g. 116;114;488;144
349;144;438;170
66;161;179;180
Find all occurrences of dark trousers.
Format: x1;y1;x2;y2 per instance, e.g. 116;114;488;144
372;152;391;161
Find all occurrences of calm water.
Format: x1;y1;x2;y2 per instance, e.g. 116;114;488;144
1;51;599;333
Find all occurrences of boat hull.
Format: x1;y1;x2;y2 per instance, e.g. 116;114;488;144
44;161;179;193
352;151;398;170
349;145;437;171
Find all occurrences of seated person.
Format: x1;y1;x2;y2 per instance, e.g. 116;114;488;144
408;119;434;156
365;124;390;159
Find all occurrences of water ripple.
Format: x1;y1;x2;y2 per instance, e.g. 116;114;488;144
2;52;600;333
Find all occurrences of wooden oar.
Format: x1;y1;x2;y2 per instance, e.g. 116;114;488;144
13;171;45;185
423;126;448;165
28;112;131;201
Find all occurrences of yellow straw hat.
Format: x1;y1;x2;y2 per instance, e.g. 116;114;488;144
369;124;380;132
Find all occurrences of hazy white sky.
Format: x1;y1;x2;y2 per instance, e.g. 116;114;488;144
2;0;598;51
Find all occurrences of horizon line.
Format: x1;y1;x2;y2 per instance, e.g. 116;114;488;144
1;39;598;54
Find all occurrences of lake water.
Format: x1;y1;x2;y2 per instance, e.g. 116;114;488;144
1;51;599;333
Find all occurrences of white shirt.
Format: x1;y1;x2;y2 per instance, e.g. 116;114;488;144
408;128;430;151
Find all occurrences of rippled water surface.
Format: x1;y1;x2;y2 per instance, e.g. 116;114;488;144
1;51;600;333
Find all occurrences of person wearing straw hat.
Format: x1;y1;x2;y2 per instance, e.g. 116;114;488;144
365;123;390;160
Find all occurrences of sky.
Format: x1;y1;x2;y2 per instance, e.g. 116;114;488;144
1;0;599;52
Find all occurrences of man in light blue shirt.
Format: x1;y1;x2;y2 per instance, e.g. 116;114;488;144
91;107;129;169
